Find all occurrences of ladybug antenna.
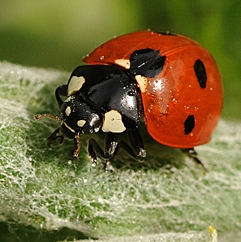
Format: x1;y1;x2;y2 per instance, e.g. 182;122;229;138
35;114;61;122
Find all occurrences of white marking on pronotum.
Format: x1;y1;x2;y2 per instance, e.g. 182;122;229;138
77;120;86;127
68;76;86;96
65;106;71;116
64;122;75;133
102;110;126;133
135;75;148;93
115;59;131;69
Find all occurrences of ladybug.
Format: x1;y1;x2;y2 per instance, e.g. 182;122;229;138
35;30;223;170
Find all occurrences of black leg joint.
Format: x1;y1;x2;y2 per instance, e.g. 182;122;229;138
47;128;64;147
104;133;118;159
88;138;104;164
128;130;146;160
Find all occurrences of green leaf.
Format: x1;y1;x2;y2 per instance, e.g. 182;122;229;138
0;62;241;241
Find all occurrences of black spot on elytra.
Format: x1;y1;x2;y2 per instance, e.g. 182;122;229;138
194;59;207;88
184;115;195;134
129;48;166;78
156;31;177;36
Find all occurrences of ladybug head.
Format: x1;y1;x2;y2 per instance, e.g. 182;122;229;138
60;95;102;138
35;95;102;139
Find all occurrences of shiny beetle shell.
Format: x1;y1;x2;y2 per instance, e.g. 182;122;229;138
84;30;223;148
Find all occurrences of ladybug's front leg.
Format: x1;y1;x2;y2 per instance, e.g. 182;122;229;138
73;133;81;158
47;128;64;147
88;133;118;169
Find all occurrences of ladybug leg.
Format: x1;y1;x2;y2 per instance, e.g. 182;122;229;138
119;130;146;160
88;133;118;169
72;133;81;158
88;138;104;166
128;129;146;160
181;148;207;172
104;133;118;158
55;85;68;108
47;128;64;147
103;133;118;169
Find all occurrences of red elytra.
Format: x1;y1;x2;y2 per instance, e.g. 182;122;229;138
83;30;223;148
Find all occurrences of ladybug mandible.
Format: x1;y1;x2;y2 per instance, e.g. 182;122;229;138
36;30;223;170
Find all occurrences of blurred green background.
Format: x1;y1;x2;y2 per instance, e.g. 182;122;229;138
1;1;241;241
0;0;240;120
